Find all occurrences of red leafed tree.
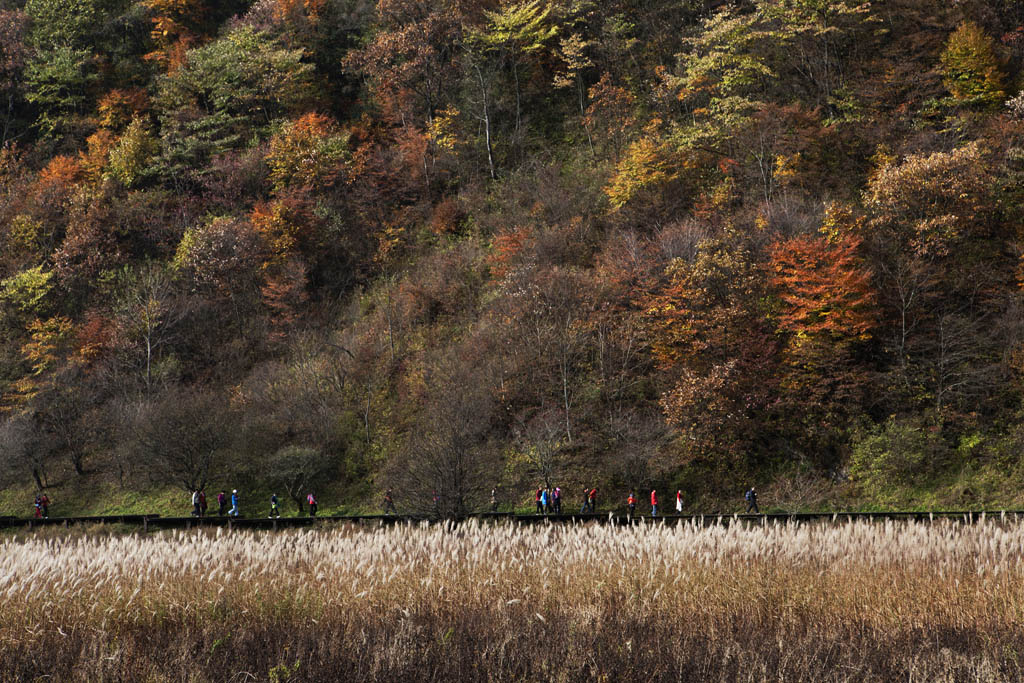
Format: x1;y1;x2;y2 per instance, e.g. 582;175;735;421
769;235;877;343
769;234;878;457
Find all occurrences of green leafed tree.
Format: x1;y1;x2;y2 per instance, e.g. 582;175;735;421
463;0;558;178
105;117;158;188
0;265;53;326
940;21;1006;107
23;45;98;138
153;26;315;182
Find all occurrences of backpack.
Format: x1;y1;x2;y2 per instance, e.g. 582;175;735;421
745;489;753;501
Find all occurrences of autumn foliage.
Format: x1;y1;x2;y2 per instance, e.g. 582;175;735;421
1;0;1024;524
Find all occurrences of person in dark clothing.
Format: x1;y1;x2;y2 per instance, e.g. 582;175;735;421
307;492;318;516
627;491;636;518
553;487;562;514
491;488;499;512
745;487;759;514
198;490;207;517
535;488;543;514
383;488;396;515
39;493;49;518
580;488;589;514
269;493;281;518
217;491;227;516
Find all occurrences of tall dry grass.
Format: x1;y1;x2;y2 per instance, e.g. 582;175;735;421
1;519;1023;681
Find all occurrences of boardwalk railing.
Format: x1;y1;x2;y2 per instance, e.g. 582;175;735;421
2;510;1023;532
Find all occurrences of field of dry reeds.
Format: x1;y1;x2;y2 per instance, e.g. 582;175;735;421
1;519;1023;682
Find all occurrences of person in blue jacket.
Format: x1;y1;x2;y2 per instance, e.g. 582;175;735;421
229;489;240;517
745;486;759;514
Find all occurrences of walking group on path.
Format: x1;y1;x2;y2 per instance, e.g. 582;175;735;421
178;489;320;518
30;484;761;519
187;485;761;518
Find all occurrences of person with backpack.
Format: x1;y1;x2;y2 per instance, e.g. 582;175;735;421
540;487;549;514
33;495;42;519
745;486;759;514
217;491;227;516
269;493;281;518
383;488;396;515
535;488;543;514
676;490;683;514
588;487;597;513
191;490;200;517
229;489;240;517
553;486;562;514
627;490;636;518
580;488;590;514
199;490;207;517
307;492;318;517
650;489;658;517
39;493;49;518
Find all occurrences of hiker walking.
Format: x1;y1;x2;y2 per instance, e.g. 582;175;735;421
383;488;396;515
745;486;759;514
269;494;281;518
553;486;562;514
307;492;318;517
217;491;227;516
191;490;200;517
540;487;549;514
588;487;597;513
33;494;42;519
535;488;543;514
490;487;499;512
676;490;683;514
627;490;636;518
650;489;658;517
580;488;589;513
39;493;49;518
199;489;208;517
229;489;240;517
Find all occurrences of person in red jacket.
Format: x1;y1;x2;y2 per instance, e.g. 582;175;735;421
627;491;636;518
650;489;658;517
588;487;597;512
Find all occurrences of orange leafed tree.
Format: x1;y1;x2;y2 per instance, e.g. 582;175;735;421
768;233;878;450
251;193;318;266
143;0;206;71
769;235;877;343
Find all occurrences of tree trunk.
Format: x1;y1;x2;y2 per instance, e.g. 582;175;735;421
475;64;497;180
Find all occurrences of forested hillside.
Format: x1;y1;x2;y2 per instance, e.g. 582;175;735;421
2;0;1024;515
